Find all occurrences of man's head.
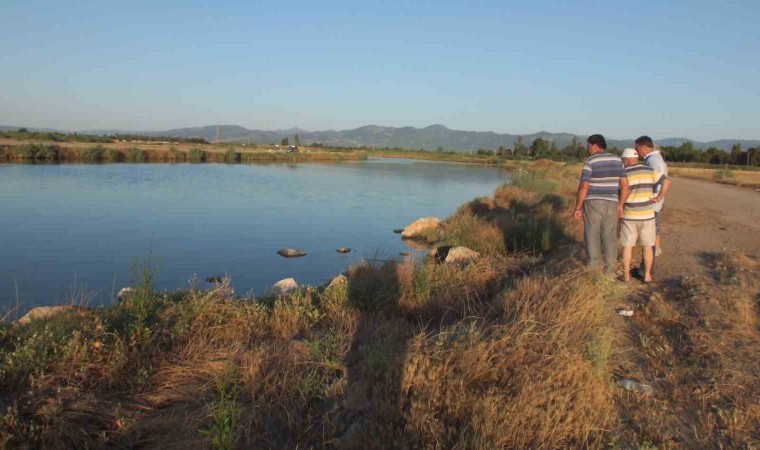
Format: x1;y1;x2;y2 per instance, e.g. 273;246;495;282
635;135;654;157
586;134;607;155
621;148;639;167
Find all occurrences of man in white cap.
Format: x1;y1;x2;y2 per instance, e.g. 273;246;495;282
617;148;670;282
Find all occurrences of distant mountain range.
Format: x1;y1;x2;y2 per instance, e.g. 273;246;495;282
3;124;758;152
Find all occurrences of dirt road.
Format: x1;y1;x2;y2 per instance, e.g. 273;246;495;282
655;177;760;283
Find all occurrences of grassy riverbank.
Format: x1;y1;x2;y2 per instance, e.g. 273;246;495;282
0;140;368;164
1;161;758;449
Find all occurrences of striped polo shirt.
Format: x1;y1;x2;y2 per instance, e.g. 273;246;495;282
580;152;624;202
622;164;667;221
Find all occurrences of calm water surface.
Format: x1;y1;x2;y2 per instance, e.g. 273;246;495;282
0;159;507;313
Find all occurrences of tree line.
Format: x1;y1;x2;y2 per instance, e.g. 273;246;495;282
476;137;759;167
1;128;208;145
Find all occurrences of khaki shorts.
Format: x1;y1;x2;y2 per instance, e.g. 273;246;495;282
620;219;656;247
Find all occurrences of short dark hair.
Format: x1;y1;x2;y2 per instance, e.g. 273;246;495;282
587;134;607;150
635;136;654;148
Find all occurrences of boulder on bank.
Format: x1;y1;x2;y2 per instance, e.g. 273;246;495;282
444;246;481;265
16;305;77;325
430;245;454;263
271;278;299;297
327;274;348;290
277;248;307;258
401;217;440;238
117;287;135;303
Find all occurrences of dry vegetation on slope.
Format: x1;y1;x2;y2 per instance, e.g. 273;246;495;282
1;161;758;449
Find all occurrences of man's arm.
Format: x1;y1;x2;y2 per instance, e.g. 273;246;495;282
618;176;630;218
574;181;589;221
652;178;671;203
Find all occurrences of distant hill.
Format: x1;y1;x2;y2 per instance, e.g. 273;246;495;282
3;124;758;152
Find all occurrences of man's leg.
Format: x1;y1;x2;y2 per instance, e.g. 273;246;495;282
622;246;633;281
583;200;603;269
619;220;636;281
638;211;659;277
654;210;662;256
643;245;654;282
600;201;619;274
641;219;656;282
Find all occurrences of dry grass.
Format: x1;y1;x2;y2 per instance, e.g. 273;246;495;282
2;160;758;448
669;165;760;188
610;252;760;448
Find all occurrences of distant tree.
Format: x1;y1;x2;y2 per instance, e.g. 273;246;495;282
748;147;760;166
730;143;742;165
437;146;443;153
17;127;28;133
514;136;527;157
549;141;558;158
295;134;301;146
530;138;550;158
281;137;289;146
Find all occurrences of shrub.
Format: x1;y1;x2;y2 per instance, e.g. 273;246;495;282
713;167;735;180
35;145;60;161
103;148;123;162
81;145;105;163
511;171;558;196
223;148;240;163
189;148;207;163
11;143;61;161
170;147;186;162
125;147;147;163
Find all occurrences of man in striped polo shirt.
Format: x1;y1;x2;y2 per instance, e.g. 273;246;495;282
617;148;670;282
573;134;625;274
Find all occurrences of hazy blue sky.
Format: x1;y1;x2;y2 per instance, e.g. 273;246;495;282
1;0;758;140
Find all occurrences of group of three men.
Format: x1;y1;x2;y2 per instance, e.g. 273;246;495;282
573;134;671;282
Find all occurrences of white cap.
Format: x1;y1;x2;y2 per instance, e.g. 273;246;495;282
621;148;638;158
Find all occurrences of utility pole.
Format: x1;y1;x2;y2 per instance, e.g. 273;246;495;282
216;123;220;145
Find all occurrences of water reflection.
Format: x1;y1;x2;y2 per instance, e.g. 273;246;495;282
0;159;507;312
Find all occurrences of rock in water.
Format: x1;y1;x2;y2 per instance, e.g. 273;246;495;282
206;276;224;283
444;246;480;265
393;229;404;234
399;251;410;257
336;247;351;253
277;248;307;258
17;306;77;325
401;217;440;238
271;278;299;297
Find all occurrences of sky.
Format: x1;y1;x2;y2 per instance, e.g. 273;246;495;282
1;0;758;141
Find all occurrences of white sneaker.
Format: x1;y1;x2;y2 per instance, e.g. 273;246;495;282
655;247;662;256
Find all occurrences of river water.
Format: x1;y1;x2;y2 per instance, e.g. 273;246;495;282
0;158;507;313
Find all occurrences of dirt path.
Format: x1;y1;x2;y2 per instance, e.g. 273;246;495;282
654;176;760;284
